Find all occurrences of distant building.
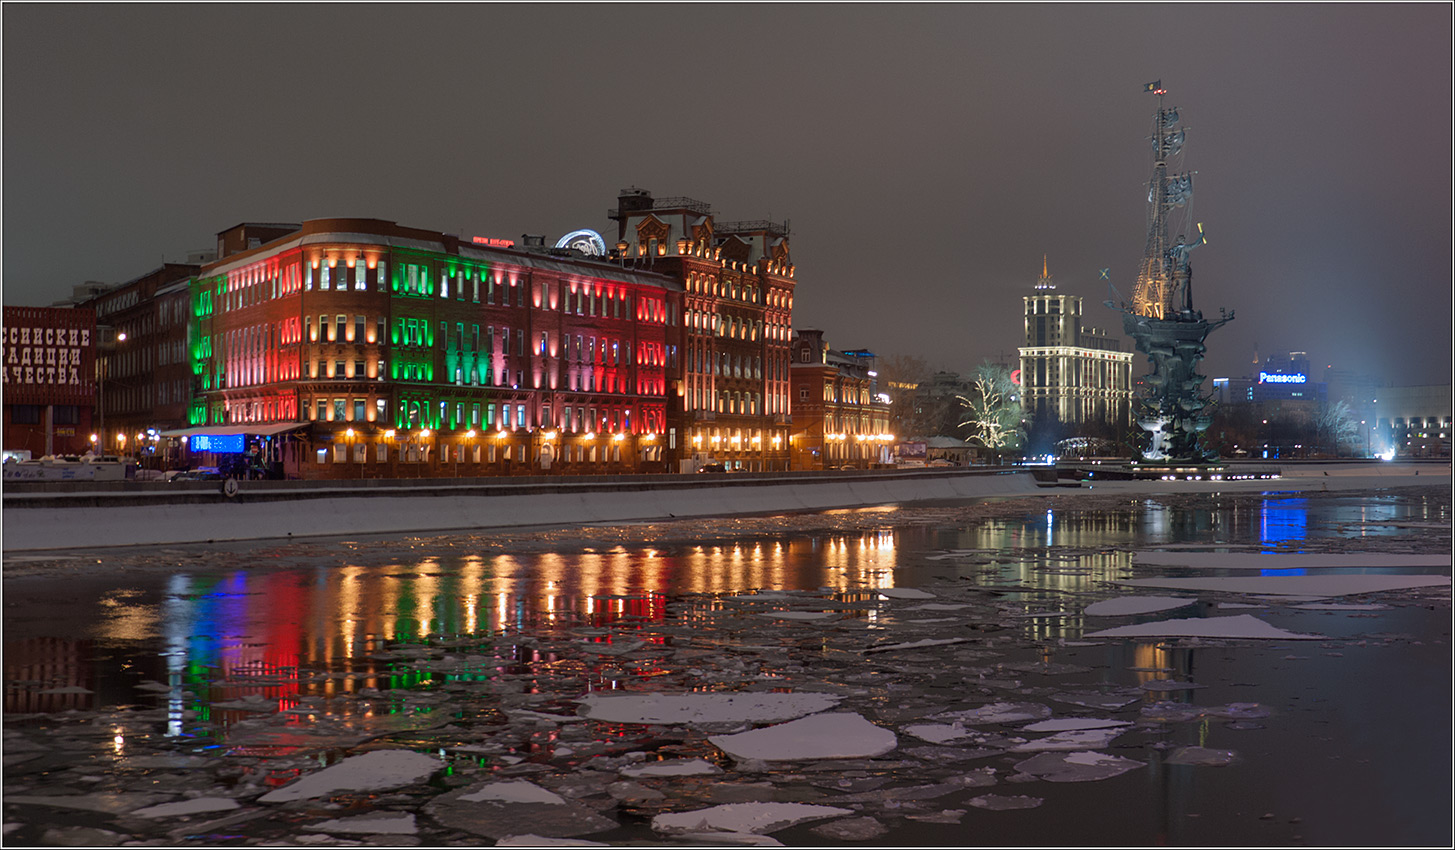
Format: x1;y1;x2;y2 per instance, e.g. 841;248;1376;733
1373;384;1452;458
906;371;970;438
1018;259;1132;429
788;329;892;470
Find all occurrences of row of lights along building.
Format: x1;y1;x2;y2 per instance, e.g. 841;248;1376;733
4;190;893;478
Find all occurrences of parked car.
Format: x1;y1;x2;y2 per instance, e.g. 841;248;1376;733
171;467;223;481
697;463;727;473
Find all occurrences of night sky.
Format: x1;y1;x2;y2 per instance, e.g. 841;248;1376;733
4;4;1450;386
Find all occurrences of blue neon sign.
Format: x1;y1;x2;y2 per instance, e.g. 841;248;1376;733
192;434;244;453
1259;371;1307;384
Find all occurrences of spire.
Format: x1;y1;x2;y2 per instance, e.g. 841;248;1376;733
1034;255;1055;291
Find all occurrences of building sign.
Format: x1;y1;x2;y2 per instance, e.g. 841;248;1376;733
2;306;96;405
472;237;516;249
1259;371;1307;384
191;434;244;453
554;229;608;257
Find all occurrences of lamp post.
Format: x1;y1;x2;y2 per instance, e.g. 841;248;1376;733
1361;420;1369;458
96;329;127;457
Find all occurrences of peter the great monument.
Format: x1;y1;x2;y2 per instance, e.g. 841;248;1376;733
1109;81;1234;462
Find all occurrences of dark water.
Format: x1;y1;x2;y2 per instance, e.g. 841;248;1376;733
4;489;1450;845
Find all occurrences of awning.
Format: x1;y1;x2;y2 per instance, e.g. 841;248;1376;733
159;423;312;438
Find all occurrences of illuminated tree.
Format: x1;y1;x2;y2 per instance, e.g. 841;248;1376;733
957;361;1024;460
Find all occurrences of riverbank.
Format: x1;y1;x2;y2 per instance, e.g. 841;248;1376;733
2;462;1446;553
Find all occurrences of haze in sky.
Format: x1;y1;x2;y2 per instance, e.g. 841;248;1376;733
4;3;1450;385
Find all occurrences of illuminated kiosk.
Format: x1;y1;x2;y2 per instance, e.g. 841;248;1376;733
1107;82;1234;464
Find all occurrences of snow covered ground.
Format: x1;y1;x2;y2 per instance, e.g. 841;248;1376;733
2;462;1446;552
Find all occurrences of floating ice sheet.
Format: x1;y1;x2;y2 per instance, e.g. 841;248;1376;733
1022;718;1131;733
131;798;241;819
1164;746;1237;766
304;811;418;834
863;637;973;655
258;750;441;803
1011;727;1126;751
1084;614;1323;640
709;712;897;761
460;781;566;805
969;794;1044;810
1084;596;1196;616
1118;575;1451;597
576;692;840;725
1014;751;1145;782
620;758;723;778
1133;552;1451;569
651;802;853;835
754;611;838;620
875;588;937;599
933;702;1052;725
495;836;609;847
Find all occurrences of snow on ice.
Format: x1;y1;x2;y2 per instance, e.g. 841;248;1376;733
1084;614;1323;640
651;802;854;835
709;712;898;761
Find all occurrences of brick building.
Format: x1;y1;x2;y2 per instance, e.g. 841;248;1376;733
788;329;893;470
2;306;97;457
609;189;795;471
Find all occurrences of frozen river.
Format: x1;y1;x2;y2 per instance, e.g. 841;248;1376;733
4;483;1450;846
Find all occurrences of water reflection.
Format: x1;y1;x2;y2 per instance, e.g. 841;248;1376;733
5;490;1447;726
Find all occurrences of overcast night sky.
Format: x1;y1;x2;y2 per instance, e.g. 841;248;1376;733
4;3;1451;387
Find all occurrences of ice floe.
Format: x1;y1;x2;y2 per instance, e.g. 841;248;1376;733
875;587;937;599
709;712;897;761
1118;574;1451;597
1084;614;1323;640
303;811;418;834
131;797;241;819
1133;552;1450;569
969;794;1044;810
651;802;854;835
258;750;441;803
619;758;723;778
1014;751;1145;782
1164;746;1237;766
862;637;973;654
575;691;840;725
1083;596;1197;616
1010;728;1127;751
1021;718;1132;733
460;780;566;805
933;702;1053;725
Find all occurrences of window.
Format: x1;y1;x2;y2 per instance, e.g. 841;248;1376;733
539;332;548;355
316;400;327;421
333;399;346;421
354;316;365;342
353;399;365;421
335;360;345;378
376;398;387;419
10;405;40;425
321;265;331;291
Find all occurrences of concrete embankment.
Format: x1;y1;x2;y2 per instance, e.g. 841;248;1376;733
1;468;1045;552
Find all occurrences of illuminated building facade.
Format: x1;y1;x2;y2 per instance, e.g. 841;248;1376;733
1018;260;1133;429
186;218;679;479
788;329;893;470
610;189;794;471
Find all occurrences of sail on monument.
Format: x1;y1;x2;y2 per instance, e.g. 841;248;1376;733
1109;81;1234;462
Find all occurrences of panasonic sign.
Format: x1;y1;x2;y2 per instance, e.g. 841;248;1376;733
1259;371;1307;384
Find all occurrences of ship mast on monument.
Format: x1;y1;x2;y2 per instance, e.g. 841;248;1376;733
1108;80;1234;462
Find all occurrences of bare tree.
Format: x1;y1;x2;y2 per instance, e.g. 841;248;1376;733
1314;400;1360;457
956;361;1024;461
877;353;932;437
